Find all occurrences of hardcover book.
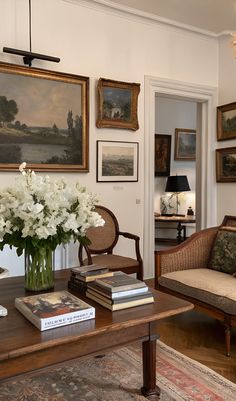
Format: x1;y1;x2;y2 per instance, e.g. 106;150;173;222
95;272;146;293
87;282;149;299
71;265;108;275
15;290;95;331
86;291;154;311
86;287;153;305
73;271;114;283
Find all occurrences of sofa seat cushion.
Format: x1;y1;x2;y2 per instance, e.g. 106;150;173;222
159;268;236;315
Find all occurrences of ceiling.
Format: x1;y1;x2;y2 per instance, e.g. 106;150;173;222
107;0;236;35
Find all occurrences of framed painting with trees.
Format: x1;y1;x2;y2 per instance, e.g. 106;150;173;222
96;78;140;131
0;62;89;172
217;102;236;141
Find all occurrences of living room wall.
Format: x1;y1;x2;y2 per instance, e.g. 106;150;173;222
0;0;218;277
217;35;236;223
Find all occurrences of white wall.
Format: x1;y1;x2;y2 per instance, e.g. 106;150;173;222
217;35;236;223
0;0;218;277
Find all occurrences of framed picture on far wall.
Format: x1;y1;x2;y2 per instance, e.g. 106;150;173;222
96;141;138;182
216;147;236;182
174;128;196;161
155;134;171;176
96;78;140;131
217;102;236;141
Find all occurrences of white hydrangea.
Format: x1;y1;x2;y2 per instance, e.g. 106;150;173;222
0;163;104;253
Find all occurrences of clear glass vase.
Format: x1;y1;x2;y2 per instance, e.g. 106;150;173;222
24;247;54;292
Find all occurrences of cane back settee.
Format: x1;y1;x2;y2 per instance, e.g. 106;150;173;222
155;215;236;356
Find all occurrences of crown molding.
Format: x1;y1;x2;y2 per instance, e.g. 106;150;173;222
63;0;232;38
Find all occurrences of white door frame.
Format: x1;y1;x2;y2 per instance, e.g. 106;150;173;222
144;76;218;279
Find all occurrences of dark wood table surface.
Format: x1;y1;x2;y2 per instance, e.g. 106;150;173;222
0;269;193;399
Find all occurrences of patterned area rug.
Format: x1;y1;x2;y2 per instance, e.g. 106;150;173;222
0;341;235;401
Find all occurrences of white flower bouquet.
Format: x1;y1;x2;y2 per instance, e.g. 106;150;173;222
0;163;104;291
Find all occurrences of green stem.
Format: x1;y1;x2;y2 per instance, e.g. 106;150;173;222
25;248;54;291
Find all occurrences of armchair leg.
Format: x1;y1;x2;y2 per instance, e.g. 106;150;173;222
224;316;231;357
137;270;143;281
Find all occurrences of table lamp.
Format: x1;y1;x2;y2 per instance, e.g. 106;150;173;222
165;175;190;216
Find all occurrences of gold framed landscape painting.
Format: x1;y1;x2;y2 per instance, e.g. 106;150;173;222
217;102;236;141
174;128;196;161
216;147;236;182
96;140;138;182
0;62;89;172
96;78;140;131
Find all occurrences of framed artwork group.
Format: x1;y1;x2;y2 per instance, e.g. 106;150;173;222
216;101;236;182
0;63;140;180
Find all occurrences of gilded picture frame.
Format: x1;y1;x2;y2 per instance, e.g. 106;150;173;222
216;147;236;182
96;78;140;131
0;62;89;172
217;102;236;141
97;140;138;182
174;128;196;161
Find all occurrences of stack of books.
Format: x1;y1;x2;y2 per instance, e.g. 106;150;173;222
15;290;95;331
86;272;154;311
68;264;114;294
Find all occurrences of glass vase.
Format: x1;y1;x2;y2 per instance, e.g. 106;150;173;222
24;247;54;292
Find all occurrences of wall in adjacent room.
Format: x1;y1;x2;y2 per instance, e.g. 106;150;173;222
217;35;236;223
0;0;218;277
154;96;197;238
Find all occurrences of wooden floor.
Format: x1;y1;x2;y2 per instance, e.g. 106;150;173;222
147;279;236;383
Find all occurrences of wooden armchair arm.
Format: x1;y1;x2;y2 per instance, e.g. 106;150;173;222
119;231;142;264
155;226;218;288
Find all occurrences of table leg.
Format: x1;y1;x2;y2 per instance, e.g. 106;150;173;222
177;222;182;243
141;337;160;399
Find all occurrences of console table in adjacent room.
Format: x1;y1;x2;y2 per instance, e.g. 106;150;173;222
154;215;196;244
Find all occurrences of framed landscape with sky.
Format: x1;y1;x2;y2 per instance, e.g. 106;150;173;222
96;141;138;182
96;78;140;131
174;128;196;161
0;62;89;172
217;102;236;141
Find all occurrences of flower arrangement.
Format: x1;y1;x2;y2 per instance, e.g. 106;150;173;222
0;163;104;290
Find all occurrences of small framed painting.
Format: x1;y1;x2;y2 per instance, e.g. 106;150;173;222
216;147;236;182
155;134;171;176
96;78;140;131
97;141;138;182
217;102;236;141
174;128;196;161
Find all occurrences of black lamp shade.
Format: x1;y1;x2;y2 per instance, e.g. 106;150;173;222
165;175;190;192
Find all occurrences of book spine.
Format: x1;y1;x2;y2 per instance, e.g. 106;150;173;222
41;308;95;331
95;280;146;292
87;284;148;299
68;279;87;294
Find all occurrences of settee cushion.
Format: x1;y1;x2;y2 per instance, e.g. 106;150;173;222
159;268;236;314
209;227;236;275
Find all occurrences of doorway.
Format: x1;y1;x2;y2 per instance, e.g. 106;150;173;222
143;76;217;279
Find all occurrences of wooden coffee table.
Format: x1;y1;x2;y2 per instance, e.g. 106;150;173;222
0;270;193;399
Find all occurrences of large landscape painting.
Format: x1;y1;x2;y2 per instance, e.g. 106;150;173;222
0;62;89;171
